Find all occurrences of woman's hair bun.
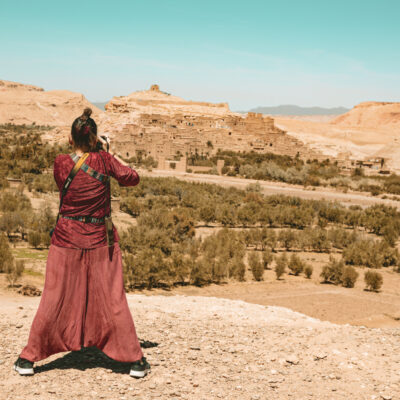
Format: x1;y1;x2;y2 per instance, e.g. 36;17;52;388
83;107;92;117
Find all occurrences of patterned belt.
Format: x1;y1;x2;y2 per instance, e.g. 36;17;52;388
61;215;105;224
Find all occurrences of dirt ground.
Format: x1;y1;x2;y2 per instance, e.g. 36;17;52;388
1;291;400;400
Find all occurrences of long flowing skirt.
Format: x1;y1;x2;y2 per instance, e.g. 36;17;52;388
20;244;143;363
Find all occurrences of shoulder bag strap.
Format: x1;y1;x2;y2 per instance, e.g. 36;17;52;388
97;151;111;216
56;153;90;223
98;151;114;247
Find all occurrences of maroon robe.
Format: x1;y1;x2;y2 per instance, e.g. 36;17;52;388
20;151;143;363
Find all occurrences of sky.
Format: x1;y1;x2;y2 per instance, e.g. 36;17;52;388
1;0;400;110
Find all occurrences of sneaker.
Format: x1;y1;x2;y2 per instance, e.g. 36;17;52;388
130;356;151;378
14;357;34;376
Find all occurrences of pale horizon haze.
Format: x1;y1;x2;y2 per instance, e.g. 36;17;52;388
1;0;400;110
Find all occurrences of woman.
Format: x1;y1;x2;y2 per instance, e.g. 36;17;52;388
14;108;150;378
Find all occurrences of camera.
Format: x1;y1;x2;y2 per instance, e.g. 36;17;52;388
97;134;110;152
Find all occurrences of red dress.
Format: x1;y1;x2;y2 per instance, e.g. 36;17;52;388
20;151;143;363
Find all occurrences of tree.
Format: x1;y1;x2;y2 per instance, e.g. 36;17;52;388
217;205;236;227
241;230;255;248
199;206;216;226
120;197;142;217
275;253;287;280
229;256;246;281
41;232;51;248
262;248;274;269
304;265;313;279
309;228;330;253
248;252;263;281
170;252;189;283
0;212;20;238
0;235;14;273
278;229;297;251
288;253;304;276
320;257;344;285
212;257;229;282
6;259;25;287
237;205;256;227
190;257;212;286
265;229;277;251
28;231;42;249
341;266;359;288
364;270;383;292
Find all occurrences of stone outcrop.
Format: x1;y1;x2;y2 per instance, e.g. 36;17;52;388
0;79;103;127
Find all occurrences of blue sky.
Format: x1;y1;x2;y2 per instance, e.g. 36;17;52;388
1;0;399;110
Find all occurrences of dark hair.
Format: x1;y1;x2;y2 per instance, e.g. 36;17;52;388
71;108;98;151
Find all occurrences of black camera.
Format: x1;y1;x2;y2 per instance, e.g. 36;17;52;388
96;135;110;152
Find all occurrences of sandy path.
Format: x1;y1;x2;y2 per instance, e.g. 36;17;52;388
141;170;400;209
1;293;399;400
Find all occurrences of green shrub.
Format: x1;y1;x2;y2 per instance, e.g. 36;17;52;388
229;256;246;281
120;197;142;216
6;259;25;287
278;229;297;251
262;248;274;269
199;206;216;225
288;253;304;276
275;253;287;280
28;231;42;249
320;257;344;285
304;264;313;279
343;239;398;269
248;252;263;281
190;257;212;286
0;235;13;273
341;265;359;288
364;270;383;292
40;232;51;248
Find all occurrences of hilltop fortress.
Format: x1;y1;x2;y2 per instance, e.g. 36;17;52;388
101;85;322;169
2;78;399;172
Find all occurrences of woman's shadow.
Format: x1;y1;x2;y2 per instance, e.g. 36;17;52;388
34;339;159;375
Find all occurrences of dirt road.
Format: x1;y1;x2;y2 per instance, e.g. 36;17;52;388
141;169;400;209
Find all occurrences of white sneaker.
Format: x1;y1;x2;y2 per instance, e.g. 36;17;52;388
130;356;151;378
14;357;34;376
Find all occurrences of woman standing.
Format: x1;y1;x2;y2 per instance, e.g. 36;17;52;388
14;108;150;378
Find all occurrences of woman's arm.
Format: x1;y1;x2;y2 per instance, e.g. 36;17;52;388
104;152;140;187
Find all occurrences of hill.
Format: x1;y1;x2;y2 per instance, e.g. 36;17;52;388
246;104;349;116
333;101;400;130
92;101;107;110
0;79;103;127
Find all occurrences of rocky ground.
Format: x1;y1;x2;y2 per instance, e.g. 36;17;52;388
1;293;399;400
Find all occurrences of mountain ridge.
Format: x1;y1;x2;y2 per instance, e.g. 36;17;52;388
243;104;349;115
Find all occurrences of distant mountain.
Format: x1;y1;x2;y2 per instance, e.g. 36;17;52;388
92;102;108;111
243;105;349;116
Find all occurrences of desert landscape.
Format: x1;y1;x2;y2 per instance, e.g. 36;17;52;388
1;77;400;400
